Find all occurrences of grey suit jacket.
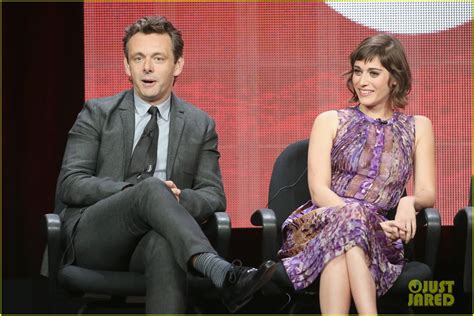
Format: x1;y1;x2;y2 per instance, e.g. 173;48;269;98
57;89;226;244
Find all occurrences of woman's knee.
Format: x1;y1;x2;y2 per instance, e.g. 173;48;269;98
345;245;371;266
346;245;364;256
326;253;347;269
321;254;349;283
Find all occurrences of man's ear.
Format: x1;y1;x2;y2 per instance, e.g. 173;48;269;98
173;57;184;77
124;57;131;77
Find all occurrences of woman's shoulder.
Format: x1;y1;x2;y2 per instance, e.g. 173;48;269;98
313;110;339;128
315;106;356;120
413;115;433;125
310;110;339;139
315;110;338;120
413;115;434;138
315;107;359;126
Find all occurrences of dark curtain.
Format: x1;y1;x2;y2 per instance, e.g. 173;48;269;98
3;2;84;279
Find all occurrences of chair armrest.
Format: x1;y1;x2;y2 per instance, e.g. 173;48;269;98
251;208;277;261
416;208;441;272
201;212;231;260
453;206;472;293
43;213;62;287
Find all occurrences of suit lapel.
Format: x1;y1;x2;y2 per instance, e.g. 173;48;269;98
119;90;135;177
167;94;186;178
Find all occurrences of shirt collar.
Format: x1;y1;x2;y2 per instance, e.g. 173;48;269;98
134;93;171;122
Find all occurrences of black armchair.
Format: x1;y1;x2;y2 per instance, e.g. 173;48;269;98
452;176;472;311
453;207;472;294
251;139;441;314
42;211;231;313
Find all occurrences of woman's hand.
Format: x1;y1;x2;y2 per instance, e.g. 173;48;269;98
394;196;417;243
380;220;406;240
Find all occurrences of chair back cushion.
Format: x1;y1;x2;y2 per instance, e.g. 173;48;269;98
267;139;311;245
267;139;414;256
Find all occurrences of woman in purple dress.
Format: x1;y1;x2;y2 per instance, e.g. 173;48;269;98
270;34;436;314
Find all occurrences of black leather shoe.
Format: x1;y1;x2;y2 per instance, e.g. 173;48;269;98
221;260;277;313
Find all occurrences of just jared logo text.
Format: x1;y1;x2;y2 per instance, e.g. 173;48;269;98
408;280;455;307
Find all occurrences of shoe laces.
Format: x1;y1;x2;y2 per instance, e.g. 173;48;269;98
227;259;256;284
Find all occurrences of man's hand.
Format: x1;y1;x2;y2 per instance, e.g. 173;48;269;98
165;180;181;202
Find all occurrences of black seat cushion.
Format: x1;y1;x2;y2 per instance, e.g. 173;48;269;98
58;265;218;299
384;261;432;296
58;266;145;296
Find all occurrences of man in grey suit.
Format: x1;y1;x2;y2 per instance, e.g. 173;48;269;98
57;16;275;314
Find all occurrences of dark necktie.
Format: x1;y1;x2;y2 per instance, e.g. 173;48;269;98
126;106;159;184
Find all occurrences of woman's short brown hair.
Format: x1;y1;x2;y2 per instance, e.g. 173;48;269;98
346;34;412;109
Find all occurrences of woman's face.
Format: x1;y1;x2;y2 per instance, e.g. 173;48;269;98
352;56;393;109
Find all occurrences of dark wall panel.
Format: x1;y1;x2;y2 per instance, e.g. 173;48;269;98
3;2;84;278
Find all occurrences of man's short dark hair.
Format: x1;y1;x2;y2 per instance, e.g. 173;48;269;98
123;16;184;63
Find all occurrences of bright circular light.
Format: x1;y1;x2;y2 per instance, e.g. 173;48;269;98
326;2;472;34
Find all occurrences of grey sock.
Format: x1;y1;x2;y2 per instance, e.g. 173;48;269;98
194;253;231;288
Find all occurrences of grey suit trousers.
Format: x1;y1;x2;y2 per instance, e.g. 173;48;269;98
71;177;216;313
130;231;187;313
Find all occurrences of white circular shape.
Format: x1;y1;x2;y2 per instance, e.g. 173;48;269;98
326;2;472;34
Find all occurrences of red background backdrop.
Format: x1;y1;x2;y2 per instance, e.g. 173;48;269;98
2;5;470;311
84;3;471;226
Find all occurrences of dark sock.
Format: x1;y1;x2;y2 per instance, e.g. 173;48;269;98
193;253;231;288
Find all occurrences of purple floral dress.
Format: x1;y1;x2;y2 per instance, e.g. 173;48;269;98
278;106;415;297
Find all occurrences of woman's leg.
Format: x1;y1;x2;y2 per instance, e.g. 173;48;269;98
345;246;377;315
319;254;351;315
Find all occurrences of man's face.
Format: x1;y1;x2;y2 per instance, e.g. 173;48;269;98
124;32;184;105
